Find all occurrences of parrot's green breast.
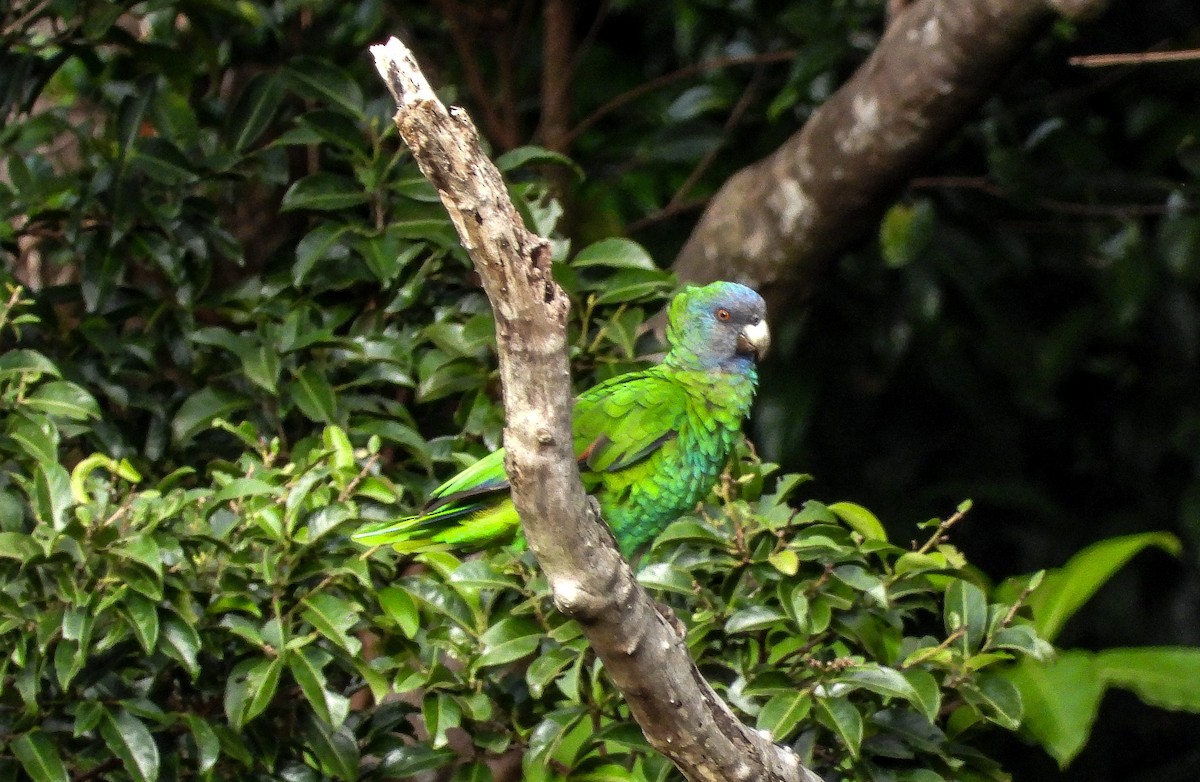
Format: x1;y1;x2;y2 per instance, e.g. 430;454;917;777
583;366;756;554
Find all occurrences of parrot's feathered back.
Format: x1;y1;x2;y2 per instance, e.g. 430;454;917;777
354;281;769;556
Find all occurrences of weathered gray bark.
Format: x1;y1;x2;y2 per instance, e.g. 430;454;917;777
672;0;1112;304
371;37;820;782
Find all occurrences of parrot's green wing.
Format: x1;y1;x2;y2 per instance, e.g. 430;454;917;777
573;370;687;475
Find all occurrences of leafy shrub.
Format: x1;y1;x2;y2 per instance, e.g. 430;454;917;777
6;2;1200;780
0;281;1052;780
1;284;1054;780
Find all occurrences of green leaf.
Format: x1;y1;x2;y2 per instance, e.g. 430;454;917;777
183;715;220;775
0;349;60;379
756;691;812;741
297;110;369;155
989;624;1053;661
767;548;799;575
12;729;69;782
815;696;864;759
379;746;457;777
70;454;141;502
960;672;1023;730
239;342;280;393
1095;646;1200;711
289;646;349;728
377;585;420;638
1028;532;1181;642
130;137;197;184
450;761;496;782
301;593;361;654
573;763;636;782
224;656;283;729
294;223;351;285
285;57;364;119
838;665;919;704
54;639;85;689
592;269;674;305
8;411;59;466
171;388;251;443
160;614;202;680
0;531;41;562
100;709;160;782
944;578;988;653
832;564;889;605
526;647;578;699
289;365;338;423
495;145;583;178
449;559;521;591
901;668;942;725
211;477;280;506
636;562;695;595
31;462;73;530
122;593;160;653
423;692;462;749
416;353;487;402
281;173;370;212
880;200;935;268
828;501;888;541
572;238;657;271
303;717;360;781
724;605;788;634
228;71;284;151
524;708;585;772
475;617;542;669
23;381;100;420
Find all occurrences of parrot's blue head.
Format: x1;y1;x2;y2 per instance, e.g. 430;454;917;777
665;281;770;374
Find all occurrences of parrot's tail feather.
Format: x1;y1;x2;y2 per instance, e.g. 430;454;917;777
352;502;482;545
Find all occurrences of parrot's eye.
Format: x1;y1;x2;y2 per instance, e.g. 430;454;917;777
715;308;731;321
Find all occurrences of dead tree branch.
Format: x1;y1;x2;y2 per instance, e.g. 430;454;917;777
370;35;819;782
671;0;1113;306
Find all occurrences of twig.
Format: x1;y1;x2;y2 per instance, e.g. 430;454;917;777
564;51;796;146
914;503;970;557
665;62;769;211
1070;48;1200;67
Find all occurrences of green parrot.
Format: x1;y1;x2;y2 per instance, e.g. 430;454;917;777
353;281;770;557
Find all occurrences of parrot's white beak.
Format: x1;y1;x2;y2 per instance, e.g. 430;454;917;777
737;319;770;361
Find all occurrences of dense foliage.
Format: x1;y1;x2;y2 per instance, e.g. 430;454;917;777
1;281;1058;780
3;1;1200;780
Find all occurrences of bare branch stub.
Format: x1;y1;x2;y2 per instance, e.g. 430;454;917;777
370;35;820;782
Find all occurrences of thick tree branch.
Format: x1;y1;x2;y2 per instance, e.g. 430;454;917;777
371;36;819;782
671;0;1112;305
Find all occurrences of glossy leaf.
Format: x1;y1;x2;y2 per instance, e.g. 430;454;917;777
12;729;69;782
171;388;251;444
815;696;864;759
944;578;988;653
304;717;360;781
281;173;371;212
756;691;812;741
224;657;284;729
100;709;160;782
228;71;284;151
572;238;658;271
23;381;100;420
